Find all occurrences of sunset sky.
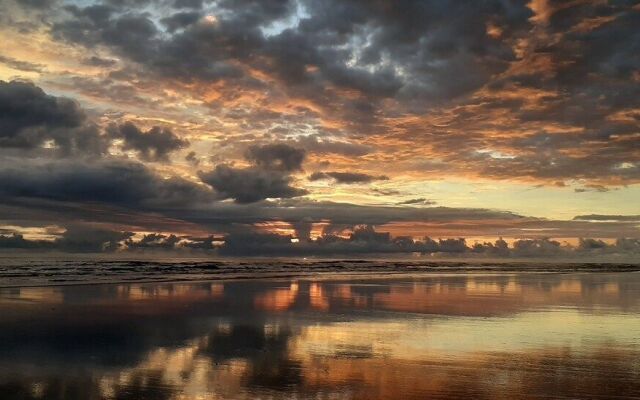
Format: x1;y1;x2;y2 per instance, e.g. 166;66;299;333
0;0;639;254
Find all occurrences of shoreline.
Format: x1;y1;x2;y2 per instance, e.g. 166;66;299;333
1;263;640;289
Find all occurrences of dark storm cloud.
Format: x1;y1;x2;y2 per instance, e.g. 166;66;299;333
0;80;107;154
0;225;133;252
51;0;531;106
125;233;180;250
52;5;162;70
0;233;50;249
53;225;134;252
184;201;634;241
160;11;201;32
1;188;560;243
198;164;308;203
216;0;294;26
2;193;639;254
52;5;249;82
476;2;640;185
290;218;312;241
266;0;530;100
0;158;214;208
244;143;305;172
172;0;203;9
554;3;639;83
218;225;428;256
43;0;538;155
476;151;640;184
198;142;308;203
216;226;640;258
578;238;608;250
15;0;55;9
3;223;640;256
108;122;189;161
308;171;389;184
174;200;527;231
0;79;189;160
2;4;640;251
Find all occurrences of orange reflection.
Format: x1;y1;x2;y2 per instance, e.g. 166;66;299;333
254;282;299;311
309;283;329;311
0;274;639;399
246;274;630;317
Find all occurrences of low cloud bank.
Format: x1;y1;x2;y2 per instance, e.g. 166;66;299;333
1;225;639;259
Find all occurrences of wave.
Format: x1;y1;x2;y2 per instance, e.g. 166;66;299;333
0;258;639;287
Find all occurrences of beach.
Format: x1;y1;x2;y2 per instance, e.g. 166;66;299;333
2;1;639;397
1;268;639;399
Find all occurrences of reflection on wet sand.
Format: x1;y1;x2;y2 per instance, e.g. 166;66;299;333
0;272;639;399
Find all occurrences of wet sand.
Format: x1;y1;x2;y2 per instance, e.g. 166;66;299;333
1;271;639;399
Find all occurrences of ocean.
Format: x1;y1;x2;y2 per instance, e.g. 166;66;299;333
0;260;639;399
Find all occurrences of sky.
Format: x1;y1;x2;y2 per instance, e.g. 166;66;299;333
0;0;639;255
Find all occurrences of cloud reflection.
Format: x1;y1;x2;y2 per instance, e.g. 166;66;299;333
0;273;639;399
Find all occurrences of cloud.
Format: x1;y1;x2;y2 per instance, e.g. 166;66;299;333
159;198;637;238
53;225;134;253
198;164;308;203
14;0;54;9
573;214;640;222
397;198;436;206
181;235;216;250
50;0;530;116
219;225;420;256
578;238;608;250
1;214;639;256
198;142;308;203
294;135;372;157
82;56;117;67
1;5;640;253
473;2;640;186
160;11;202;32
0;80;106;154
371;188;402;196
108;122;189;161
308;171;389;184
172;0;203;9
511;238;564;257
244;143;306;172
0;54;45;73
0;158;214;209
185;150;199;165
52;6;245;82
42;0;640;189
0;233;50;249
220;231;295;255
215;226;640;258
125;233;181;250
0;225;134;252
